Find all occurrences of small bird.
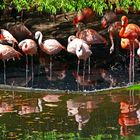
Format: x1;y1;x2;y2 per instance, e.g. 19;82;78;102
0;44;22;84
18;39;38;87
119;15;140;84
35;31;66;80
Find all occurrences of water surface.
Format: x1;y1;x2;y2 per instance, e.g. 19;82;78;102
0;88;140;139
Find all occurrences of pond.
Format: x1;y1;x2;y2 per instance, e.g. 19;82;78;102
0;11;140;140
0;88;140;139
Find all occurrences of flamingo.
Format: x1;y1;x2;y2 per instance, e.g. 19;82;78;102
0;29;18;47
67;35;92;81
0;44;22;84
119;15;140;84
76;28;107;75
101;11;121;54
18;39;38;87
73;8;95;29
35;31;66;80
7;23;33;42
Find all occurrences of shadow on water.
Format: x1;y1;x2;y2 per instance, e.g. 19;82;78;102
0;88;140;139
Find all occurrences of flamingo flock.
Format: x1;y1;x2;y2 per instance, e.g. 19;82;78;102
0;9;139;88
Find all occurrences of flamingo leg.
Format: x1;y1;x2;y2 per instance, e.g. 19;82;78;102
50;56;52;81
31;56;34;87
77;59;80;75
132;41;135;84
88;57;91;81
82;60;86;91
3;60;6;85
26;54;28;87
129;47;132;84
83;60;86;81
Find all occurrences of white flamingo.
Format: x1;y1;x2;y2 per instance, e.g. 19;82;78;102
67;35;92;79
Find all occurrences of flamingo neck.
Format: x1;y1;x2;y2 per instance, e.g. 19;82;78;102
119;26;125;38
38;32;43;46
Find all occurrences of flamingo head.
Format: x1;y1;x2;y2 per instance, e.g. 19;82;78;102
18;41;27;50
68;35;76;43
121;16;128;27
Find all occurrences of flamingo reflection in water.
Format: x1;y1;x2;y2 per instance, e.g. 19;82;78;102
118;90;140;136
18;98;42;115
67;95;104;131
38;51;69;82
72;68;116;91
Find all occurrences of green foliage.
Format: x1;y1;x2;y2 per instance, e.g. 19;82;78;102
92;0;108;15
1;0;140;15
12;0;32;11
0;1;6;10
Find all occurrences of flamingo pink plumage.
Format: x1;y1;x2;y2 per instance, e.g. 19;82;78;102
18;39;38;87
35;31;66;80
119;15;140;84
0;29;18;46
0;44;22;84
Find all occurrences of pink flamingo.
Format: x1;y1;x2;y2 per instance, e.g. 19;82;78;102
18;39;38;87
35;31;66;80
0;44;22;84
0;29;18;47
73;8;95;29
119;15;140;84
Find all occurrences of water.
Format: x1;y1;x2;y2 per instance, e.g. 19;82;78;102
0;88;139;139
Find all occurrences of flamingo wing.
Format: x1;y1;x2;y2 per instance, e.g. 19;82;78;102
42;39;63;55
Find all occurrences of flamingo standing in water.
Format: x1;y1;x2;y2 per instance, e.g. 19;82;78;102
0;44;22;84
18;39;38;87
119;15;140;84
75;28;107;75
35;31;66;80
67;35;92;80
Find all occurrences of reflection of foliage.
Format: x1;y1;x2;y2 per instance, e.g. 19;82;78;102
0;0;140;14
